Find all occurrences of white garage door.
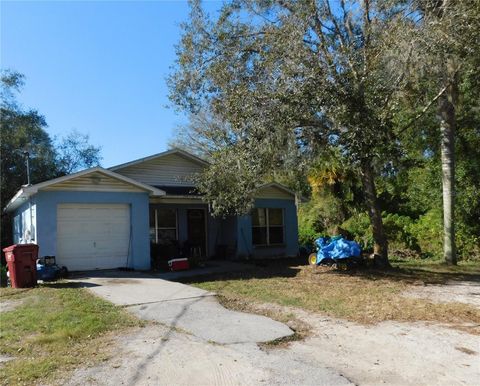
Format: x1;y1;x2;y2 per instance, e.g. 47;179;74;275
57;203;131;271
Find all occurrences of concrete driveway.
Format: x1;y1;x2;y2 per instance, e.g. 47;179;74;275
71;271;292;344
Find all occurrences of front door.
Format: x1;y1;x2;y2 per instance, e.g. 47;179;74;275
187;209;207;257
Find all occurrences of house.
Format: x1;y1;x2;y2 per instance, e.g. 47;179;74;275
4;149;299;271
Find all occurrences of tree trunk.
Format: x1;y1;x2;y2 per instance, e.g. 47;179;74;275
438;61;458;265
361;160;390;268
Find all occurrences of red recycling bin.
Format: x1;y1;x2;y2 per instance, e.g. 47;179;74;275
3;244;39;288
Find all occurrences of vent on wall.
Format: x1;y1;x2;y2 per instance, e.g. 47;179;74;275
90;175;102;185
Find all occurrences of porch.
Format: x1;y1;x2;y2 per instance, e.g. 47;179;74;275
148;199;237;267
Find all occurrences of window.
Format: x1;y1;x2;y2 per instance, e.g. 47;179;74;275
252;208;284;246
150;207;177;244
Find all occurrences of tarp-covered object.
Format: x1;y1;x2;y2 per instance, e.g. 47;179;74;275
314;236;361;264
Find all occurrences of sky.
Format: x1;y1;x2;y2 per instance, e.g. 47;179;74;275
1;0;221;168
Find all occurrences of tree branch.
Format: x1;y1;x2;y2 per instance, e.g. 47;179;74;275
397;84;449;135
325;0;359;81
340;0;355;43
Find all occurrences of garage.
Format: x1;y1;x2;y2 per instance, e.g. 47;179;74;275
6;167;165;271
56;203;131;271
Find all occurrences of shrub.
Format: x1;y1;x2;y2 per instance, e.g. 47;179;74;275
298;195;348;234
297;193;350;250
298;225;322;250
382;213;419;252
342;212;418;254
456;223;480;261
341;212;373;251
408;209;480;260
408;209;443;258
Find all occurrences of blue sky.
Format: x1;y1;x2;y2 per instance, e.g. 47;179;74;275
1;0;221;167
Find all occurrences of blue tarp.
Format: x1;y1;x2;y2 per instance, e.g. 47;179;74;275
314;236;361;265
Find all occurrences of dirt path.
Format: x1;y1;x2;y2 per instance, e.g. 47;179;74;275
287;308;479;386
402;280;480;308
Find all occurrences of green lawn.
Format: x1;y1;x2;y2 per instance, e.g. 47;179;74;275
185;258;480;333
0;284;141;386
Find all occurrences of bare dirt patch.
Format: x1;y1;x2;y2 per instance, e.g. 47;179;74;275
290;307;480;386
402;280;480;308
0;299;25;313
210;297;480;386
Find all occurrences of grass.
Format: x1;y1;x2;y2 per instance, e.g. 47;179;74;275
184;257;480;333
0;283;142;386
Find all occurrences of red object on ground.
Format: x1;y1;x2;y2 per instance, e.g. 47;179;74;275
168;258;189;271
3;244;39;288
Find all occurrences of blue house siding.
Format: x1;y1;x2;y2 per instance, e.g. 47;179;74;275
35;190;150;270
12;198;37;244
236;198;299;258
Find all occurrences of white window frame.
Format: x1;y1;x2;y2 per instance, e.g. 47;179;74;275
252;208;285;247
151;208;178;244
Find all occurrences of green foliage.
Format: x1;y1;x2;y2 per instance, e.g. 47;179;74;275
408;213;472;260
299;204;479;261
298;225;322;250
341;212;374;251
382;213;418;252
300;195;348;233
297;187;355;249
456;224;480;261
168;0;414;261
409;209;444;259
169;0;479;263
195;148;259;216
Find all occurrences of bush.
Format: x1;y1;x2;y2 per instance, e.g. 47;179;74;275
341;212;420;255
298;225;323;250
298;195;348;235
297;195;347;250
382;213;419;252
409;209;443;259
407;209;480;260
341;212;373;251
456;223;480;261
